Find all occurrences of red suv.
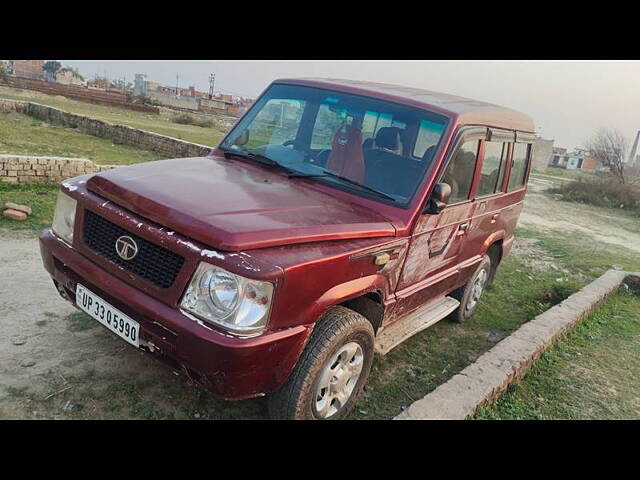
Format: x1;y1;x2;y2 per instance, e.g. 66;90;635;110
39;78;534;419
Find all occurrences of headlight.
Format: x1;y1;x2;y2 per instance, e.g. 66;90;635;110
51;191;77;244
180;262;274;336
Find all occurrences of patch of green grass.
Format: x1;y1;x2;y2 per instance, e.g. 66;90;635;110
0;86;228;146
475;289;640;419
0;182;58;233
349;255;584;419
516;227;640;278
0;111;164;165
66;312;99;332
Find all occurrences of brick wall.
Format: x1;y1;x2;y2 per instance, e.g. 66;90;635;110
0;99;213;158
4;77;160;114
0;155;116;184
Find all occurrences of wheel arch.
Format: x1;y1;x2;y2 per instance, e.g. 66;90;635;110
312;275;389;335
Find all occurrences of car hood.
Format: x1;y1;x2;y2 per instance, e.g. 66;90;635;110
86;156;396;251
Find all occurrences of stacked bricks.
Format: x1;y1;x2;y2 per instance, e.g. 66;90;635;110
0;155;116;184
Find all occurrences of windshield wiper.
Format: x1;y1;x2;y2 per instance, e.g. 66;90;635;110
220;147;279;166
289;170;397;202
220;147;309;176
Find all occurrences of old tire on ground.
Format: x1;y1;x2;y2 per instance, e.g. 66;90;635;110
449;254;492;323
267;306;375;420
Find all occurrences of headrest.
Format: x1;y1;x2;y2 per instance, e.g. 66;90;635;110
422;145;436;162
375;127;401;151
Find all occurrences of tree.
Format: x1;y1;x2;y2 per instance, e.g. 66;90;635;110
0;61;8;83
586;128;628;184
43;60;62;79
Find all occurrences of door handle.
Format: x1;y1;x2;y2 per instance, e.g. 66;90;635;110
457;222;469;235
491;213;499;224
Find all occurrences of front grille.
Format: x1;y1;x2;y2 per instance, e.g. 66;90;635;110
83;210;185;289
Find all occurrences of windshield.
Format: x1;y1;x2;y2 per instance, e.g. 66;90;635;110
220;84;449;206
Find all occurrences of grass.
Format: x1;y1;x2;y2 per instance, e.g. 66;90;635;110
537;167;597;181
0;111;164;165
0;85;229;146
348;254;584;419
515;227;640;278
548;176;640;216
475;289;640;419
0;182;58;233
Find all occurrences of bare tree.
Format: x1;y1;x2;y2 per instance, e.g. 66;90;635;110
586;128;628;184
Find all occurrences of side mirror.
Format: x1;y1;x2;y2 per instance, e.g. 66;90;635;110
424;182;451;214
234;129;250;146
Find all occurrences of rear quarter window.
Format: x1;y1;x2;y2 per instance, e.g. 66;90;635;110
507;143;531;192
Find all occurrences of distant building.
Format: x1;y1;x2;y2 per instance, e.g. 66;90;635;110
145;80;162;92
549;147;570;168
87;78;109;90
550;147;601;172
133;74;148;97
531;137;554;172
8;60;44;80
56;68;86;86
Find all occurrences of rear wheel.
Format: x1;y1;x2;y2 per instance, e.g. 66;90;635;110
267;306;374;420
449;254;491;323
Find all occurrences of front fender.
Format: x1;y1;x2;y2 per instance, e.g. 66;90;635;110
310;274;389;324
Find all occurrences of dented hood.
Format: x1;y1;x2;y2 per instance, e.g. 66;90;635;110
87;156;396;251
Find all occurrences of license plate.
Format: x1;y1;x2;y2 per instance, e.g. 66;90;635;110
75;284;140;347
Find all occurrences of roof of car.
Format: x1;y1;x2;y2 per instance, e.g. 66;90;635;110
273;78;535;133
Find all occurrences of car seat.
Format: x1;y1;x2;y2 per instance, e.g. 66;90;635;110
325;124;365;183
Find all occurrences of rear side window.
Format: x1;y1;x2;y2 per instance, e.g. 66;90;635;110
507;143;531;192
477;141;507;197
414;119;447;159
441;140;479;204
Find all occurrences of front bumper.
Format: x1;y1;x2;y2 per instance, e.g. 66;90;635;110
39;228;311;400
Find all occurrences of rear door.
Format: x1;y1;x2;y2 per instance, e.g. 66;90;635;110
463;130;535;276
393;127;485;320
461;130;513;279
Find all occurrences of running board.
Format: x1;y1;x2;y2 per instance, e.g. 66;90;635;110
374;296;460;356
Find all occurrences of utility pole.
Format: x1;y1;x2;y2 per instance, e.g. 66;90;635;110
208;73;215;99
628;130;640;165
175;73;180;98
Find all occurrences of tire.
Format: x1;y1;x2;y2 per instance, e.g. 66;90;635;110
449;254;492;323
267;306;375;420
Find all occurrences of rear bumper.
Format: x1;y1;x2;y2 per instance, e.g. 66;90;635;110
39;229;311;400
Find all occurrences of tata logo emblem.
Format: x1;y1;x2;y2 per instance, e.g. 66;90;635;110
115;236;138;261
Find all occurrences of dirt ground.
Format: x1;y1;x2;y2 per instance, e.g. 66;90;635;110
1;174;639;419
522;175;640;255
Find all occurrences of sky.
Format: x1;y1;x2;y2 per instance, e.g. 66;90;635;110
62;60;640;152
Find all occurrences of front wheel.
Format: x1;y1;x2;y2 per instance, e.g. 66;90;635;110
267;306;374;420
449;254;492;323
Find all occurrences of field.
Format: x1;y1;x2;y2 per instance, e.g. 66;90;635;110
475;289;640;419
0;111;164;165
0;85;231;146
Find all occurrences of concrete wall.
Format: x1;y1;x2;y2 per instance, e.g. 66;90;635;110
532;138;554;172
0;155;116;184
148;91;200;111
0;99;213;159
